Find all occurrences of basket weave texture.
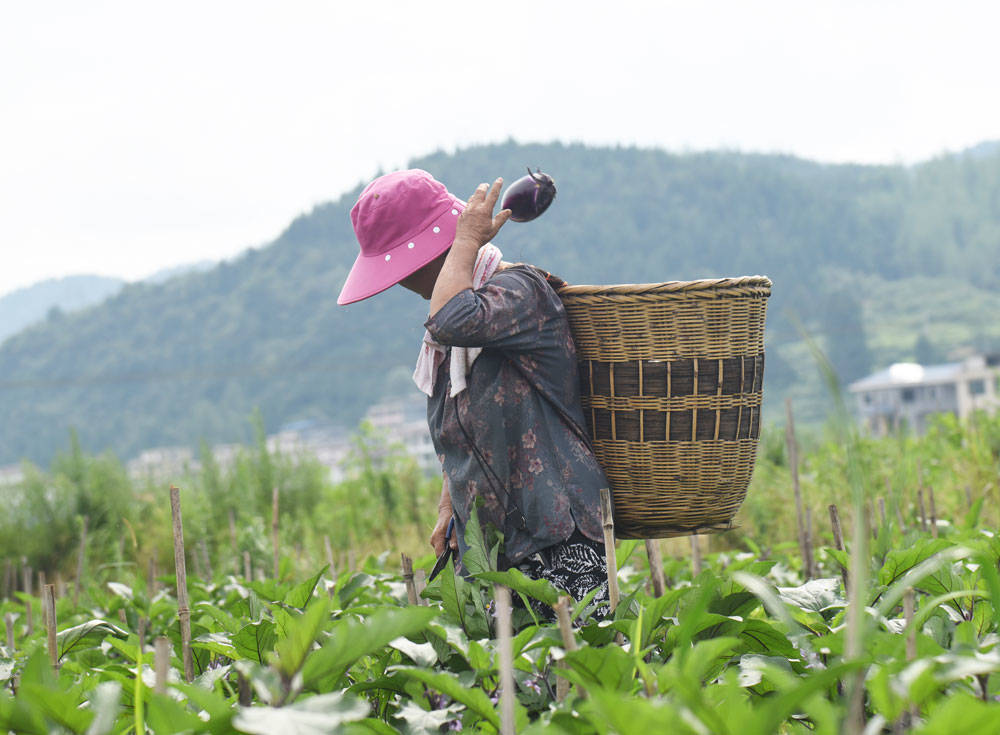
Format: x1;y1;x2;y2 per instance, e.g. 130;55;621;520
557;276;772;539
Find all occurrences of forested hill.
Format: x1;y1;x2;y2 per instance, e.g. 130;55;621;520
2;141;1000;465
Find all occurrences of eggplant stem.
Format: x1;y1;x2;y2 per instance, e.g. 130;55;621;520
527;166;542;183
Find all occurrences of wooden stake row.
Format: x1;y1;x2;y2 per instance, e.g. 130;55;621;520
169;486;194;683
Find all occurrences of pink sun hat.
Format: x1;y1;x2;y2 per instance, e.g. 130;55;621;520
338;169;466;305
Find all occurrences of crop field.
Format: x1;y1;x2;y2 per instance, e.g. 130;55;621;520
1;412;999;734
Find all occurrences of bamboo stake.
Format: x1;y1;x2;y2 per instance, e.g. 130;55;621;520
147;557;157;596
23;565;33;637
323;535;336;579
191;545;204;582
414;569;427;604
3;559;14;600
2;559;11;600
228;509;239;575
4;612;13;650
599;489;620;613
169;486;194;683
56;574;66;600
928;485;938;538
553;596;578;652
43;584;57;669
828;504;844;550
553;595;578;702
785;399;810;577
804;506;815;578
644;539;666;597
494;585;515;735
828;504;849;590
401;554;418;605
917;487;928;533
73;515;88;607
243;551;252;581
271;487;280;580
690;534;703;577
38;570;46;593
154;637;170;694
198;540;213;582
238;673;252;706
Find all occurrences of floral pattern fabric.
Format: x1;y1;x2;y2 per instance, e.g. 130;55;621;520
424;264;609;565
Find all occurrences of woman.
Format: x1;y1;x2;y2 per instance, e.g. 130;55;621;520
338;169;610;615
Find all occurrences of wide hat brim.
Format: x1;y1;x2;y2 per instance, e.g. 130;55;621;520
337;196;465;305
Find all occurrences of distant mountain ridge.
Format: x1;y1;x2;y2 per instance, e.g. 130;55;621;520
0;275;125;345
2;140;999;466
0;261;218;348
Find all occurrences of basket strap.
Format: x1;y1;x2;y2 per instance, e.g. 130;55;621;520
505;352;597;458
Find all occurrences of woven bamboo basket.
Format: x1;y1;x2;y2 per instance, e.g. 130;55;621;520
557;276;771;539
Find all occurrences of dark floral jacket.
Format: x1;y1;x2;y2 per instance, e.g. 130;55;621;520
424;264;608;564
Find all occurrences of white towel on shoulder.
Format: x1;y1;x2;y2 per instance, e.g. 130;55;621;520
413;243;503;397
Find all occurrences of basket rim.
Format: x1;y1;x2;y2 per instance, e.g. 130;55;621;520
557;275;772;297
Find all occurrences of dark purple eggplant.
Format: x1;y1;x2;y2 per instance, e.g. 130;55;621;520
501;167;556;222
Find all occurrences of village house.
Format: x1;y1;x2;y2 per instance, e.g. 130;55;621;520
848;354;1000;436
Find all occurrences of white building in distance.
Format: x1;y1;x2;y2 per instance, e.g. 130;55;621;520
848;354;1000;436
364;394;438;475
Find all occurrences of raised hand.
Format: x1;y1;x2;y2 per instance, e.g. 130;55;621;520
454;178;512;248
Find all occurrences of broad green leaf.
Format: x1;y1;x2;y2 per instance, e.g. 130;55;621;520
388;637;437;667
776;578;845;613
737;654;794;689
57;620;129;661
233;621;277;664
106;582;133;601
174;680;235;729
476;568;561;607
393;667;499;728
562;644;637;692
272;598;331;678
438;559;464;626
583;688;698;735
301;607;438;691
233;692;369;735
17;683;93;733
392;701;462;734
85;681;121;735
341;719;398;735
195;600;241;634
917;691;1000;734
731;618;798;658
284;566;329;609
878;539;952;587
680;637;741;682
144;692;206;735
193;633;239;660
462;509;492;575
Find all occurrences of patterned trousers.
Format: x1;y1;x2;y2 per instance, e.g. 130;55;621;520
513;530;609;622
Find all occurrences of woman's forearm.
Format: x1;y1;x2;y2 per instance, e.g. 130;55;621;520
438;475;452;513
429;236;478;317
429;178;510;317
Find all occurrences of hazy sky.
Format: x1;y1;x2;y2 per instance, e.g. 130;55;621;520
2;1;998;297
